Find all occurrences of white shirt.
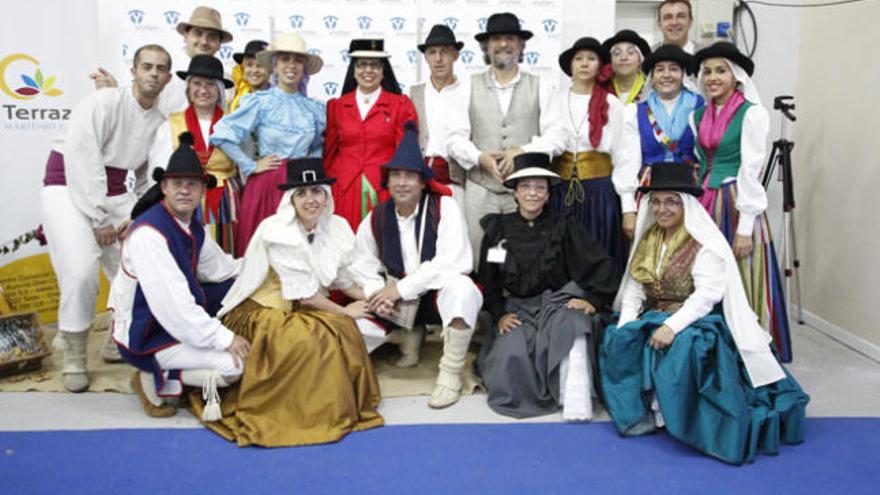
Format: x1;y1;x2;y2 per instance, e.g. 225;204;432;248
156;76;189;118
109;214;242;352
414;77;470;159
526;87;642;213
688;104;770;236
447;67;560;170
617;244;725;333
349;196;473;301
53;86;165;228
356;87;381;120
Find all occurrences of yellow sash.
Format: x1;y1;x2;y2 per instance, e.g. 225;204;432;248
167;112;237;180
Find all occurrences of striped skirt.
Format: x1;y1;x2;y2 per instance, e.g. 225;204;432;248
198;176;241;255
699;178;793;362
549;175;628;277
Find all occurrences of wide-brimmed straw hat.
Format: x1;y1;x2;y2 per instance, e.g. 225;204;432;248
175;6;233;44
256;32;324;75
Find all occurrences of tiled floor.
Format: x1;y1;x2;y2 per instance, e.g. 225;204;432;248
1;323;878;432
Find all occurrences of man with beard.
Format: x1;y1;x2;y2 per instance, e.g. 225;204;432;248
39;45;173;392
447;12;561;268
91;6;233;116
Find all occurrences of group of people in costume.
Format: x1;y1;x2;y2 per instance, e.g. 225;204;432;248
37;1;808;463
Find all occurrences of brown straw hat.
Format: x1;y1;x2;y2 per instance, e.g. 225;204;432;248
175;6;233;44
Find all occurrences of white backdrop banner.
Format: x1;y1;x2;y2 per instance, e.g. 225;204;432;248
0;0;612;319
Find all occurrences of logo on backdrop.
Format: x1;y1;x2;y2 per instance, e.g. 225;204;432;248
122;44;129;58
357;16;373;31
476;17;487;32
128;9;145;25
406;50;418;65
390;17;406;32
163;10;181;27
289;15;305;29
542;18;558;34
443;17;458;31
0;54;63;100
323;81;339;97
323;15;339;31
234;12;250;28
1;53;71;129
340;49;350;64
524;51;540;66
218;46;234;61
461;49;474;64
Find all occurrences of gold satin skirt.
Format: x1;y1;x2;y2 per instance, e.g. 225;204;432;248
190;299;384;447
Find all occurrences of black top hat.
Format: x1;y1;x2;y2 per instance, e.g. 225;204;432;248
558;37;609;77
277;158;336;191
503;153;562;189
176;55;233;88
638;162;703;197
602;30;652;60
642;44;696;75
381;122;434;186
233;40;268;64
694;41;754;76
474;12;533;42
418;24;464;53
132;132;216;218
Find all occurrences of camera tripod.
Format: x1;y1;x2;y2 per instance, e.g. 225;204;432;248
762;95;804;325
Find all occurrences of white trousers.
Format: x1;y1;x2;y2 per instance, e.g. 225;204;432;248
40;186;135;332
356;273;483;353
559;334;594;421
155;343;243;378
463;181;517;270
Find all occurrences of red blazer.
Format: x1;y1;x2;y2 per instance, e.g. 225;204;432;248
324;90;418;194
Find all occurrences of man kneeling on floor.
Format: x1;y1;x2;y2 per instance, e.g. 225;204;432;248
110;132;248;418
349;122;483;409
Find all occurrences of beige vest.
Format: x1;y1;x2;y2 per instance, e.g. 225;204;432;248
468;70;541;192
409;82;466;185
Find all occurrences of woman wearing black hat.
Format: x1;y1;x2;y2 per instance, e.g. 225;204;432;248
212;32;326;257
689;42;792;361
148;55;240;254
229;40;270;112
635;45;704;187
599;162;808;464
603;29;652;105
477;153;618;420
324;37;418;231
192;158;384;447
547;37;641;275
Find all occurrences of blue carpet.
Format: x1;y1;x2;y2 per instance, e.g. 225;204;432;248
1;418;878;494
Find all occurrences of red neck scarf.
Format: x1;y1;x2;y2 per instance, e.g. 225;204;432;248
586;64;614;148
184;105;224;165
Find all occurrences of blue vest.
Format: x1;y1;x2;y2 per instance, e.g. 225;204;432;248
637;101;699;166
127;202;207;355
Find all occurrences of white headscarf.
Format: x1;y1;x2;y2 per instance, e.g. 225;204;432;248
218;184;356;316
696;58;762;105
614;191;785;387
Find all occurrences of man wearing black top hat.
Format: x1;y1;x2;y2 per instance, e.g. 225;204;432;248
110;132;246;420
409;25;468;206
349;123;483;409
447;12;562;269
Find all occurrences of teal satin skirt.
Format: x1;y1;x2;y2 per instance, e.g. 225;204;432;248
599;310;809;464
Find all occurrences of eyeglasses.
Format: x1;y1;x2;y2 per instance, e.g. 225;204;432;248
355;59;383;70
648;198;683;209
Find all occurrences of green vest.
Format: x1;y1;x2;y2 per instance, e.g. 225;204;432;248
694;102;753;188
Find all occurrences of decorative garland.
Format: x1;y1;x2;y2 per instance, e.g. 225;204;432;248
0;226;47;256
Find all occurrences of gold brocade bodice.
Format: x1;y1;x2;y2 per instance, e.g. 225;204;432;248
249;269;299;312
168;111;237;180
643;239;701;313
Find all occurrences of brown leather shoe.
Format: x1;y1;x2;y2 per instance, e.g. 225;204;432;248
130;371;177;418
